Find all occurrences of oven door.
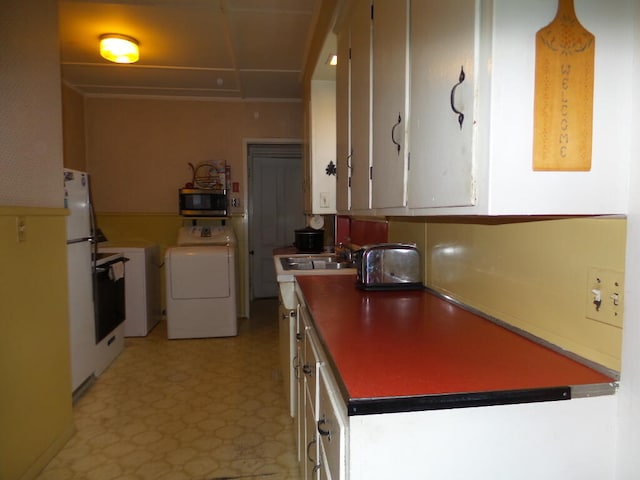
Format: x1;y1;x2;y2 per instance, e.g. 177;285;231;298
94;256;127;343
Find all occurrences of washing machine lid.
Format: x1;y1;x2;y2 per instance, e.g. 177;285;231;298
177;226;236;246
168;246;231;299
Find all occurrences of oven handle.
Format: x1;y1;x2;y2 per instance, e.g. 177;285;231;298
94;257;129;273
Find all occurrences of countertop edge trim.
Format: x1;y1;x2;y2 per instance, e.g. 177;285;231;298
347;387;571;416
571;382;619;398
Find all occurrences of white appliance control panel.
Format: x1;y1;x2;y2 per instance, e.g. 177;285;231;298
176;226;236;246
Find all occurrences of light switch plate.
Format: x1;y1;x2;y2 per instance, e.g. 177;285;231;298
16;216;26;243
586;267;624;327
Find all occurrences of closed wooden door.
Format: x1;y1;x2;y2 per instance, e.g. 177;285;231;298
249;144;304;299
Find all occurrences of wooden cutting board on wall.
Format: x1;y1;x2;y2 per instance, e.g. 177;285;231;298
533;0;595;171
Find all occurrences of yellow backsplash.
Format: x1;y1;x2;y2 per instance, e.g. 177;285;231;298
389;217;626;372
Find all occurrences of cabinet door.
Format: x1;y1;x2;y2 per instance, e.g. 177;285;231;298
304;325;322;479
309;79;337;213
349;0;373;211
336;24;350;212
278;302;294;417
304;386;320;479
371;0;409;209
408;0;478;208
317;366;347;480
295;308;306;464
319;443;332;480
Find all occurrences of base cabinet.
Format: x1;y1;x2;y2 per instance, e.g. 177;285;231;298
294;282;617;479
348;395;617;479
297;302;348;480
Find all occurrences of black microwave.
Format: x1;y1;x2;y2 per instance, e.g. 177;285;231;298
179;188;227;217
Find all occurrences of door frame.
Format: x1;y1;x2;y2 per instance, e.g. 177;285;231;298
240;138;302;317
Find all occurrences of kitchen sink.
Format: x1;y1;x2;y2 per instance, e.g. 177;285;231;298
279;255;354;271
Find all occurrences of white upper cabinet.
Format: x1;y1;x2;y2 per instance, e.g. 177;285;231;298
349;0;373;212
371;0;410;210
408;0;477;210
407;0;634;215
336;25;351;213
336;0;373;214
309;79;337;214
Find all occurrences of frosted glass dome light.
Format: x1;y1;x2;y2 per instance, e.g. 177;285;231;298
100;34;139;64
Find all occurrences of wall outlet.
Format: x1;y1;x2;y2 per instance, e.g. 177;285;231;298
319;192;330;208
586;267;624;328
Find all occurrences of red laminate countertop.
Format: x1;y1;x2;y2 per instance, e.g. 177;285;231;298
296;275;615;413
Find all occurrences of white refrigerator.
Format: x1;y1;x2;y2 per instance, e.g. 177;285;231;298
64;168;96;392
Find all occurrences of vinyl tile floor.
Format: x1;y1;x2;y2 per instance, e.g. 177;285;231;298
36;298;301;480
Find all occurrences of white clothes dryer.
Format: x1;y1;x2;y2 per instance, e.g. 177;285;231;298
165;226;237;339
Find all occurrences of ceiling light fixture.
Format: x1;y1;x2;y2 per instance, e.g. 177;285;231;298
99;34;139;64
326;54;338;66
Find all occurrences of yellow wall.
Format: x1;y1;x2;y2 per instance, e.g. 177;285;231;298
389;217;625;371
0;209;74;480
1;1;75;478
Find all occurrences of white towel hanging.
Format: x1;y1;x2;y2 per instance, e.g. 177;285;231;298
109;262;125;281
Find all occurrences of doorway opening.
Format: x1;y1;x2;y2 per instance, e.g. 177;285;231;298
248;143;304;300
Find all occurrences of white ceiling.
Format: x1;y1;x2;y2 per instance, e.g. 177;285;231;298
58;0;335;99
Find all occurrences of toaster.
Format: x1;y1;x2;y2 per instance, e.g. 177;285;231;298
354;243;423;291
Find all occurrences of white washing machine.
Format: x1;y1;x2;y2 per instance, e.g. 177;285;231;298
165;226;237;339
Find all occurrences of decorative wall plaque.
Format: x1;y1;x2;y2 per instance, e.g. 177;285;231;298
533;0;595;171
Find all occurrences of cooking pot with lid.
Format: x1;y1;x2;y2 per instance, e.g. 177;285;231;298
294;227;324;253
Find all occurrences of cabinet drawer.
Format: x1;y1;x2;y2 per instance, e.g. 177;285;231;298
318;366;347;480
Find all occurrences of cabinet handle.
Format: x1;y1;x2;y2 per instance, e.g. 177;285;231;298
391;114;402;155
307;437;317;464
293;355;300;379
450;66;466;130
317;417;332;441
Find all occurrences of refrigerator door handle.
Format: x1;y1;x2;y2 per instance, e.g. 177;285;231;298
67;237;95;245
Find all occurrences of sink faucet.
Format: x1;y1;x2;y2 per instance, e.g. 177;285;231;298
337;242;353;262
